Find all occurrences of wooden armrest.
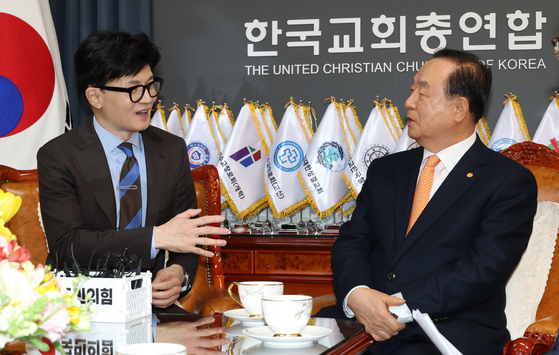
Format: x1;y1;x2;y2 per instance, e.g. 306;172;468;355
527;313;559;337
503;332;554;355
190;285;242;315
2;340;25;354
312;293;337;315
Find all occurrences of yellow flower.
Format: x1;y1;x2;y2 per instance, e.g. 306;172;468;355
35;280;59;295
67;306;81;324
0;220;16;242
0;190;22;223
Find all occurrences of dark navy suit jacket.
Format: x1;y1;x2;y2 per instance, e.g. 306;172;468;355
331;137;538;355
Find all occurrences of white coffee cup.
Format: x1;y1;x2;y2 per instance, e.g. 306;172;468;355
262;294;313;336
116;343;186;355
228;281;284;317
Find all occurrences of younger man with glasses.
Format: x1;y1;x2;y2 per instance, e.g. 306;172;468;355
37;31;230;352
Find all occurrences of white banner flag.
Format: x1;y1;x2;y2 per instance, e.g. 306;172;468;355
489;94;530;152
166;103;185;138
0;0;70;169
218;103;268;219
184;101;220;169
532;95;559;152
265;100;311;217
344;101;401;198
298;99;351;217
150;102;167;131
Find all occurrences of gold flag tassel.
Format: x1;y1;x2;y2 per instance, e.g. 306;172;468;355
152;100;168;130
345;99;364;131
261;102;278;130
168;102;186;136
257;102;275;144
340;99;358;151
504;93;531;141
476;116;492;146
307;102;317;135
207;102;224;155
288;97;312;143
223;103;236;127
247;101;271;156
184;104;194;124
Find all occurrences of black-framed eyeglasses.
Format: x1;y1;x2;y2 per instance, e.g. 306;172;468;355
94;77;164;103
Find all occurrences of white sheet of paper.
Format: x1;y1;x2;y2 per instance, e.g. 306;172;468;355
412;309;463;355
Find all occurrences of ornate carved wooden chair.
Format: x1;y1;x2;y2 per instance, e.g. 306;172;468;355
178;164;240;314
500;141;559;355
0;165;47;267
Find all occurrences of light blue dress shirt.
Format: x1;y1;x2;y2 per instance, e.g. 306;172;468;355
93;117;158;258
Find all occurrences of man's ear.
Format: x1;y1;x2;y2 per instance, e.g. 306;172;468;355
85;87;102;110
453;97;469;123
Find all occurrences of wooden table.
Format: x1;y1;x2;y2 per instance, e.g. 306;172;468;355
221;234;336;298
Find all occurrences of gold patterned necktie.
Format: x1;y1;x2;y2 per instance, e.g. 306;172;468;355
406;155;441;235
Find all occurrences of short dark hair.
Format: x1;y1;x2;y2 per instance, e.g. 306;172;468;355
74;31;161;97
433;48;492;123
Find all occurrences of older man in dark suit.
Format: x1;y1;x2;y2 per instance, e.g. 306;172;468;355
37;31;229;353
330;49;538;355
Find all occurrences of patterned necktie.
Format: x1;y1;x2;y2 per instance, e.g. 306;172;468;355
406;155;440;235
117;142;142;230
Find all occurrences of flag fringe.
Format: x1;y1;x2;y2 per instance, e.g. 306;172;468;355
298;172;350;218
503;94;531;141
343;172;359;200
209;105;227;150
340;101;358;150
512;100;531;142
262;104;278;130
346;99;364;132
342;203;356;217
224;104;236;127
264;183;308;219
220;181;268;219
477;117;491;146
184;104;193;124
153;102;168;131
248;102;271;155
169;103;186;136
258;105;275;144
378;102;399;144
307;105;318;134
287;99;312;143
327;98;353;157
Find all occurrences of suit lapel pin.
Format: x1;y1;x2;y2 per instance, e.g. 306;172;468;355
467;173;473;178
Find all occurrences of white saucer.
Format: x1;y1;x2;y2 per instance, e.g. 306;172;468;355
242;326;333;347
224;308;266;326
224;323;247;336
